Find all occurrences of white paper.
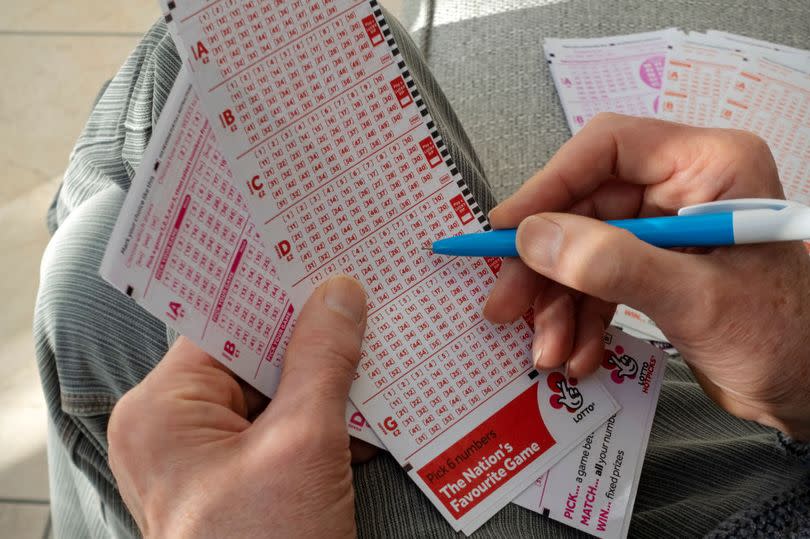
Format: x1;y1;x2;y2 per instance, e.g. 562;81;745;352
100;73;383;448
158;0;618;532
513;328;668;539
610;305;668;344
544;29;683;134
713;56;810;206
704;30;810;60
658;36;746;127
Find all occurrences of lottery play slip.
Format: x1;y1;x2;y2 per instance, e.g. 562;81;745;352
100;73;382;447
546;29;810;344
99;0;638;534
514;328;667;539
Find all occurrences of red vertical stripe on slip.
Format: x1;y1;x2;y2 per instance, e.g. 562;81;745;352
484;257;502;276
420;136;442;168
266;303;295;362
390;76;413;108
212;239;247;323
156;194;191;281
449;194;475;225
362;15;384;46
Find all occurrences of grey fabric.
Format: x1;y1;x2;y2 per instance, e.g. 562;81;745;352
34;3;810;539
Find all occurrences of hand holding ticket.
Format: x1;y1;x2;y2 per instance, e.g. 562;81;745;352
108;277;368;539
98;6;810;536
485;113;810;440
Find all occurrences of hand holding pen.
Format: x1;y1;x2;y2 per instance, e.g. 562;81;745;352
456;114;810;440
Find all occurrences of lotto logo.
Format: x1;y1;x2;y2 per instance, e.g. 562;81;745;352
419;136;442;168
547;372;583;413
602;345;639;384
390;76;413;108
362;15;384;46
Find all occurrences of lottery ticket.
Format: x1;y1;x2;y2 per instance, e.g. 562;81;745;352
610;305;667;344
100;71;382;448
713;56;810;206
513;328;668;539
159;0;618;531
705;30;810;60
658;36;746;127
544;29;682;134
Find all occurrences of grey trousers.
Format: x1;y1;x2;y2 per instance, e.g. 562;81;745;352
35;12;809;539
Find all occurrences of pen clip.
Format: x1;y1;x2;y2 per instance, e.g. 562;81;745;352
677;198;806;216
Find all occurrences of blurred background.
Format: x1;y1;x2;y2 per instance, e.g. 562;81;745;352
0;1;400;536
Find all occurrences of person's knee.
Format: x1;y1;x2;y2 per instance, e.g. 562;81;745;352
36;187;168;400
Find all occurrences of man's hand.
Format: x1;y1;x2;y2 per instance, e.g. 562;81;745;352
108;276;370;538
484;113;810;440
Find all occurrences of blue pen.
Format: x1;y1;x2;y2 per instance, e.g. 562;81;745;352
430;198;810;257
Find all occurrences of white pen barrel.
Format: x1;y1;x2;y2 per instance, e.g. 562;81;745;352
733;208;810;243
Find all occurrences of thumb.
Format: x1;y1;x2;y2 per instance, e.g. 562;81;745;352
516;213;709;321
270;275;367;425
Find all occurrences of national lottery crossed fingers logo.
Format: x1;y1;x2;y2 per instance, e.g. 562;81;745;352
601;345;639;384
546;372;584;413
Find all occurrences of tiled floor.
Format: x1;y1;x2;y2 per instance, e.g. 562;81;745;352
1;1;401;537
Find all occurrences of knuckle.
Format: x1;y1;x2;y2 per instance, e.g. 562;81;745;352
726;130;781;192
560;227;626;299
291;326;360;372
736;130;771;158
282;416;348;457
590;111;620;126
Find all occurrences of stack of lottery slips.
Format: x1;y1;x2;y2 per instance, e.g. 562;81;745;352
100;1;671;536
545;29;810;351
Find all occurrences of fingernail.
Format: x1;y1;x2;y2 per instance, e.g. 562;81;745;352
532;334;544;370
324;276;367;325
518;216;563;271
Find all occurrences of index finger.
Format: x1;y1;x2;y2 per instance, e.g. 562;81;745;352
488;113;704;228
